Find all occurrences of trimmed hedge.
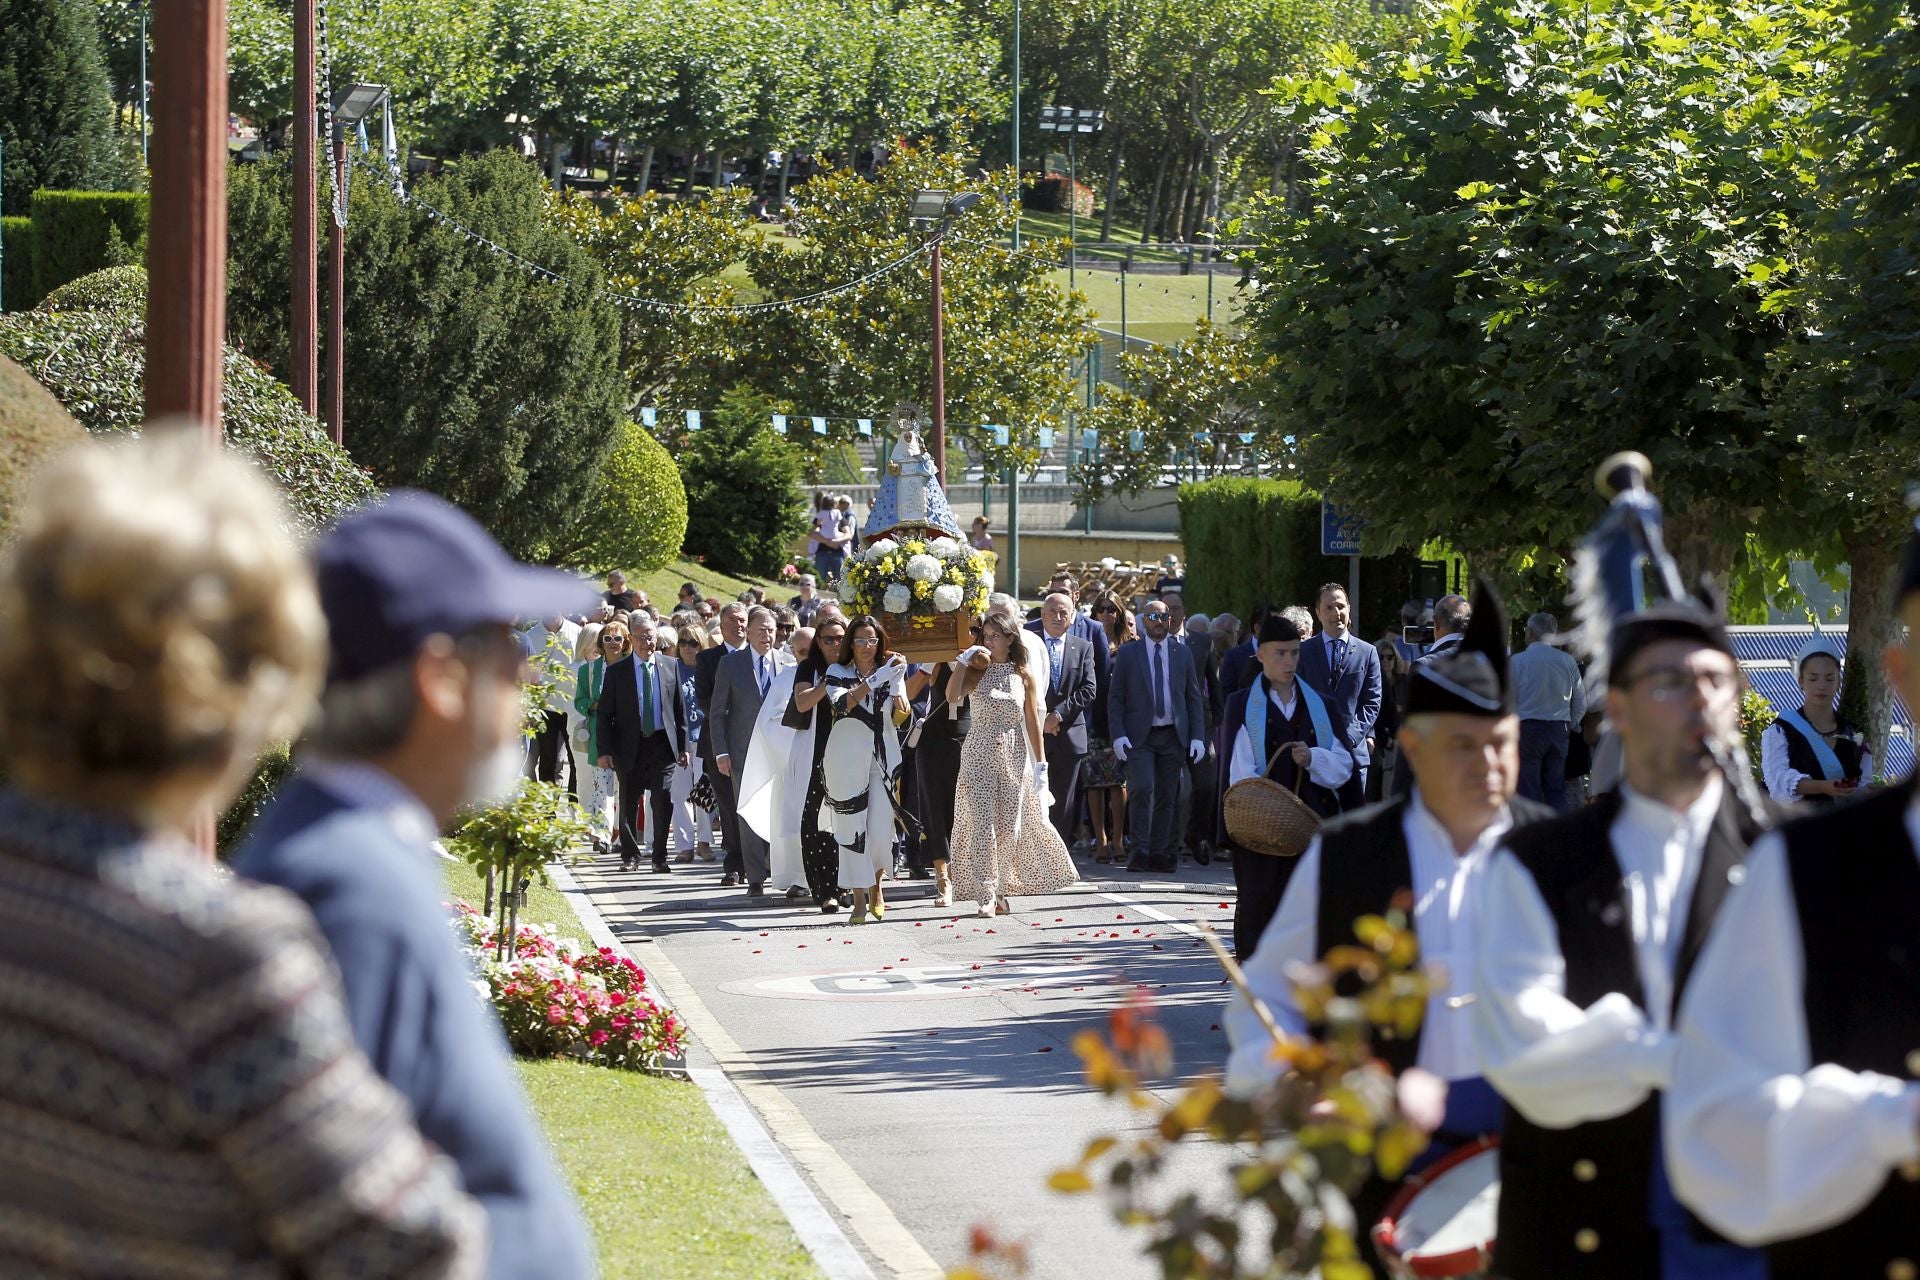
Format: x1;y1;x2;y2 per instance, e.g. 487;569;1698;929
1;217;32;311
543;420;688;573
0;266;376;534
1177;477;1424;637
0;352;89;527
29;190;148;301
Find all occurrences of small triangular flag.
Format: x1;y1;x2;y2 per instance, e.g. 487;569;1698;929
685;409;702;431
1195;430;1211;445
1082;429;1098;450
1128;430;1144;452
991;424;1009;446
857;418;873;437
772;414;788;434
1237;431;1255;444
1038;428;1056;449
811;416;828;435
641;407;657;428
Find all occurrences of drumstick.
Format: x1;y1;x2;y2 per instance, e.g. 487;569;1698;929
1197;922;1292;1049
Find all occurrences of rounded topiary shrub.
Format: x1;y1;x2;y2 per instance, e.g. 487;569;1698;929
0;266;376;533
542;419;688;573
0;352;90;527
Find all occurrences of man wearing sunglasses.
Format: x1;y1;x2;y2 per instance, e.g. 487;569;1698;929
1473;597;1770;1280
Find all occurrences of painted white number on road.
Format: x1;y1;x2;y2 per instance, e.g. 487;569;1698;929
723;961;1120;1002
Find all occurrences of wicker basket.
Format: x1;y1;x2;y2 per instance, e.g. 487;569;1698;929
879;609;970;664
1223;765;1322;858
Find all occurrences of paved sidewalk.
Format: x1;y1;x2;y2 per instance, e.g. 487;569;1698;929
574;852;1245;1280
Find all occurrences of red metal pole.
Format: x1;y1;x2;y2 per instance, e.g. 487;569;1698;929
327;129;345;445
145;0;227;436
930;238;946;488
291;0;318;414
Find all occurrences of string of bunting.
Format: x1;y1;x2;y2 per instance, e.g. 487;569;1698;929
637;406;1062;452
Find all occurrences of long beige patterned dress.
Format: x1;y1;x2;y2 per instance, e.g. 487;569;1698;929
947;662;1080;906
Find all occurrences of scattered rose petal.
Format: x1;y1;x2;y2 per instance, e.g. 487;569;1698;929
1036;1046;1053;1053
1210;1024;1221;1031
971;963;982;970
752;950;762;954
797;944;807;949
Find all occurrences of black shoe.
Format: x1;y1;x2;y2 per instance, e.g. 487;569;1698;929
908;867;934;881
1153;855;1178;874
748;881;766;897
1195;848;1212;867
721;872;739;887
1125;857;1149;873
619;855;635;871
785;885;808;900
652;859;671;873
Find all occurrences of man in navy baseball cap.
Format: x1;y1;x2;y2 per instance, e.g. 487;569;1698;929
234;491;596;1279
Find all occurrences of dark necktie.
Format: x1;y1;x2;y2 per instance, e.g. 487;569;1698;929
757;655;769;696
1049;637;1062;691
640;660;654;735
1153;642;1168;720
1332;636;1346;672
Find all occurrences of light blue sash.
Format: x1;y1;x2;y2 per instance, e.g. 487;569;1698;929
1246;675;1334;774
1775;706;1846;781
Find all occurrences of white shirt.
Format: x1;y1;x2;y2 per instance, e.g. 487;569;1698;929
526;619;581;713
1225;685;1353;790
1224;791;1514;1097
1761;717;1873;805
1473;775;1723;1128
1665;800;1920;1245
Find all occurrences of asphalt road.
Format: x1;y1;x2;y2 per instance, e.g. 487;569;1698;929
573;850;1246;1280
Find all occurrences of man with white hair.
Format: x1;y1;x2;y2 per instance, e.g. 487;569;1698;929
696;601;750;885
1508;611;1586;811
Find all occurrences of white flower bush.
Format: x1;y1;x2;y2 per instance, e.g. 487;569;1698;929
906;553;943;583
928;537;963;557
868;538;899;558
837;576;860;603
883;583;913;614
932;583;964;613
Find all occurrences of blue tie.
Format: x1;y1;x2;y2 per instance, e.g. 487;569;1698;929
640;660;654;735
1048;637;1062;691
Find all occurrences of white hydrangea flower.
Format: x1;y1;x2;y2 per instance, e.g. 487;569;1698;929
883;583;913;614
932;583;964;613
837;576;860;603
906;553;942;583
868;538;899;558
928;537;963;558
979;570;995;595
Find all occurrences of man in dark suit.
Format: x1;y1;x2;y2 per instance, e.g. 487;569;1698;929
1108;598;1207;874
1391;593;1470;799
1295;583;1382;811
708;606;791;896
695;602;749;883
1031;592;1098;849
1217;602;1274;705
595;613;687;872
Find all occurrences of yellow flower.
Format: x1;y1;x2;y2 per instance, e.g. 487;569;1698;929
913;580;932;599
907;541;926;554
946;568;962;584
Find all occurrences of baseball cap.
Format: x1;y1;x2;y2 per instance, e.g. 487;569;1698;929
316;490;595;682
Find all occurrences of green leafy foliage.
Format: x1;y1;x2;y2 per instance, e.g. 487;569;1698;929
1177;477;1421;634
1246;0;1833;580
1075;320;1284;501
27;189;146;301
0;265;377;533
672;387;808;577
541;420;688;573
0;0;136;212
0;351;87;528
215;741;295;857
225;151;626;559
1;216;32;311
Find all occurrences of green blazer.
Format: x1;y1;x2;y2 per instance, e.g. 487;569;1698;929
574;659;607;761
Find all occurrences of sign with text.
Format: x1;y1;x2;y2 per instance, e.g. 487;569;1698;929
1321;502;1365;557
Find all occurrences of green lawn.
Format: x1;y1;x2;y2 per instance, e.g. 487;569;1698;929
594;557;784;617
517;1059;823;1280
443;856;823;1280
1056;267;1242;342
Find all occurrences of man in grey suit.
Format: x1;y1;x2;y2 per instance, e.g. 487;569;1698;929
1108;599;1207;874
1296;582;1384;811
1031;592;1099;850
708;606;790;896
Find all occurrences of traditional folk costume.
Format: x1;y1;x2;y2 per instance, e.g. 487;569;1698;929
820;661;906;891
1664;527;1920;1280
737;659;841;904
1760;630;1873;806
1225;582;1553;1271
1474;483;1771;1280
1218;613;1353;960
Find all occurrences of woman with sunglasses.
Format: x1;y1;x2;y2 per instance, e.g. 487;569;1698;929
821;615;910;923
574;620;628;854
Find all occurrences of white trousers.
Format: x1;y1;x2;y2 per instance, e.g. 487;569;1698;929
671;754;713;853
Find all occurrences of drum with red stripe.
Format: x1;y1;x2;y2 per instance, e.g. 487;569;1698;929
1370;1136;1499;1278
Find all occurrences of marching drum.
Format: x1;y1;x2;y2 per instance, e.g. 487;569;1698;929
1371;1137;1500;1279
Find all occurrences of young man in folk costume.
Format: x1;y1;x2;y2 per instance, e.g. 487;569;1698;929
1216;611;1353;960
1664;519;1920;1280
1473;474;1772;1280
1224;580;1554;1272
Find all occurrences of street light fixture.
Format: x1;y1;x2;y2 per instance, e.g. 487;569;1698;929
1037;106;1104;289
911;188;983;487
323;83;387;446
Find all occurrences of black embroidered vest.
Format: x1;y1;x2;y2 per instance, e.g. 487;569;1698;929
1775;712;1866;803
1492;789;1761;1279
1256;690;1342;820
1770;783;1920;1279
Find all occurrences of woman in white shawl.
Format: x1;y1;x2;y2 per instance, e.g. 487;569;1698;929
739;619;850;910
822;614;910;924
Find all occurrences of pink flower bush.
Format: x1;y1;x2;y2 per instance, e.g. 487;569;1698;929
449;900;685;1071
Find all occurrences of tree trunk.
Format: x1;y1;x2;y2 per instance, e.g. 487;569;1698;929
1840;531;1902;779
1100;131;1124;242
776;150;794;205
636;143;655;195
1140;145;1170;244
1174;145;1202;242
550;134;567;192
1201;144;1226;257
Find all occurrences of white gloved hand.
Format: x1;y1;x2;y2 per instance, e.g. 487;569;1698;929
867;667;894;691
1111;737;1130;764
955;645;989;668
1189;739;1206;764
1029;759;1052;804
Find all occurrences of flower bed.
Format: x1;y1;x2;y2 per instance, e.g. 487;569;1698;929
451;899;685;1072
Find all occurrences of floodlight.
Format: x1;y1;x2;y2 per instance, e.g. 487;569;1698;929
331;83;389;125
945;192;983;217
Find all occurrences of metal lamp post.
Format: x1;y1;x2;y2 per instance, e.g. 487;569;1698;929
1037;106;1104;291
910;189;982;489
324;83;387;447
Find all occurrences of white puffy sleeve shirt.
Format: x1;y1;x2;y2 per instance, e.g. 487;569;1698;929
1664;817;1920;1245
1226;688;1353;790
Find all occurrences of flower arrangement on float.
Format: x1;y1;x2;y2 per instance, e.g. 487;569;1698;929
840;534;994;618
